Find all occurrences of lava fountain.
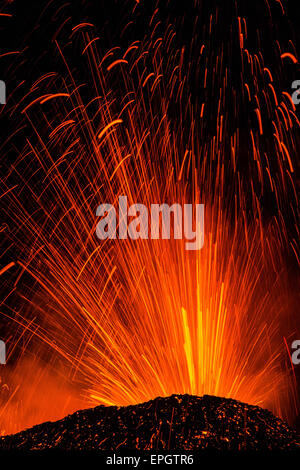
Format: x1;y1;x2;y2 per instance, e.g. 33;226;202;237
0;0;299;436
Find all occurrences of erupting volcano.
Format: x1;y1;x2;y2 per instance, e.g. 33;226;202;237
0;0;299;451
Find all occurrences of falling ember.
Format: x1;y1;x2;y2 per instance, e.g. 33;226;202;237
0;0;299;438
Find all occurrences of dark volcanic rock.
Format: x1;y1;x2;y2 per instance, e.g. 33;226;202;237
0;395;299;451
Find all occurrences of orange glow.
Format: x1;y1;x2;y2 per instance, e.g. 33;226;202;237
0;10;299;436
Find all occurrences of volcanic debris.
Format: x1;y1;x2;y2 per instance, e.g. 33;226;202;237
0;395;299;451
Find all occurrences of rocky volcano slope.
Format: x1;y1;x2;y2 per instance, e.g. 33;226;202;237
0;395;299;451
